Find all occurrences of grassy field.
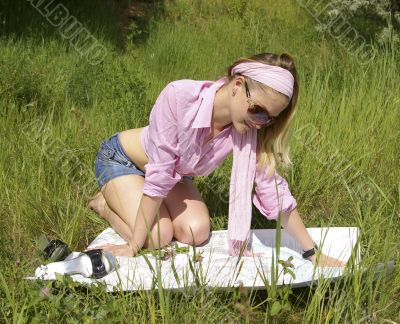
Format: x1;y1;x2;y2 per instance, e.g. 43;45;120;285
0;0;399;322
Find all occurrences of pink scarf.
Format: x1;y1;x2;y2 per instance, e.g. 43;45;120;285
227;62;294;256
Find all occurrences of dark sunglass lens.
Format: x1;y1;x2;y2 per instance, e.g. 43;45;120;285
249;111;271;125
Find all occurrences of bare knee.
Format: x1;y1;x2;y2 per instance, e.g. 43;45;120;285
174;218;211;246
144;203;174;249
145;220;174;249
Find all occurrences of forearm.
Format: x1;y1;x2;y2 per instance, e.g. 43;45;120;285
280;207;314;252
128;194;163;254
281;208;348;267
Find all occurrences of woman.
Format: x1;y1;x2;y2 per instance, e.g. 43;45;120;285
89;53;345;267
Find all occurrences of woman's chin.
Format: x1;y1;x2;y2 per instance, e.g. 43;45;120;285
232;121;252;134
243;121;252;132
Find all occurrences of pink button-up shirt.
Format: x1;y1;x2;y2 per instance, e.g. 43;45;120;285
141;77;297;220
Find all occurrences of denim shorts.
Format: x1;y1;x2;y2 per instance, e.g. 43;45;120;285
94;132;193;189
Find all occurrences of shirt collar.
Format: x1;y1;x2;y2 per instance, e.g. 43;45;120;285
192;77;228;129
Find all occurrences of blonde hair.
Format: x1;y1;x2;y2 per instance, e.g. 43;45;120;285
224;53;299;177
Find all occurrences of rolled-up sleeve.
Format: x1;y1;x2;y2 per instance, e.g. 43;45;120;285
142;83;182;198
252;164;297;220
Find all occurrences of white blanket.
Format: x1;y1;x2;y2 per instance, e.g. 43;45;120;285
31;227;359;292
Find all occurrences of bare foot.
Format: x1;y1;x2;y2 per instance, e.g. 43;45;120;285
88;191;107;219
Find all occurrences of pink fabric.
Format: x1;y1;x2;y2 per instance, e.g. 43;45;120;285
141;77;297;255
226;62;295;255
227;126;257;256
231;62;294;98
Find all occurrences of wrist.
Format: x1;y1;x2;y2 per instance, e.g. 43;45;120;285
302;242;319;260
307;254;317;264
128;242;138;256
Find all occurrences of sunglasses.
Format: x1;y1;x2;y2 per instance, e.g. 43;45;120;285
244;81;276;127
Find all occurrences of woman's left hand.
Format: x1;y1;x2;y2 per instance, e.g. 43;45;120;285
308;253;347;268
86;243;134;257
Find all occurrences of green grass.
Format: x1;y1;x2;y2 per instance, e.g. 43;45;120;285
0;0;399;322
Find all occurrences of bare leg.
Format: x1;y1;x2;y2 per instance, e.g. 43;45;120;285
164;178;211;245
88;191;133;244
88;175;173;249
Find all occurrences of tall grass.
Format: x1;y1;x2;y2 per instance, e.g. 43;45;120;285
0;0;399;322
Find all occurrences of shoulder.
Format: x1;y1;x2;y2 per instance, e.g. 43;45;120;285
168;79;214;102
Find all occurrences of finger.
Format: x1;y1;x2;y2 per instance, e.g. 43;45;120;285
89;246;114;253
110;249;126;256
332;257;346;266
103;246;116;253
91;244;115;250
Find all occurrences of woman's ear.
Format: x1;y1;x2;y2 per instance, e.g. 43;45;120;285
232;76;245;95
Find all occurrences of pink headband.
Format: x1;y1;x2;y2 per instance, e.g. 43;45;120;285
231;62;294;99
